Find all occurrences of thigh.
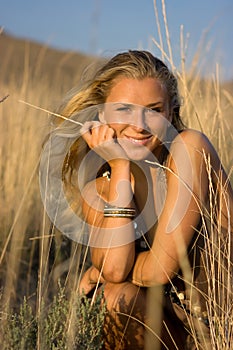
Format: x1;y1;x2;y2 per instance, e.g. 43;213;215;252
102;281;146;350
102;283;189;350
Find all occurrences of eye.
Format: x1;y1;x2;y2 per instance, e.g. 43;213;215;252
115;104;133;113
117;107;130;111
149;107;163;113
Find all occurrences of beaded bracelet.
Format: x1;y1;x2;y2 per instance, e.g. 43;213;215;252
103;205;136;218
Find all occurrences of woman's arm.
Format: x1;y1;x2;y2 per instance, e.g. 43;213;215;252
132;129;231;286
80;122;136;283
81;161;136;283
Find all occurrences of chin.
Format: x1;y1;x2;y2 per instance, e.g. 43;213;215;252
124;147;154;162
119;139;157;162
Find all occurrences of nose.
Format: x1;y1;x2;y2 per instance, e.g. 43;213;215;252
133;107;147;130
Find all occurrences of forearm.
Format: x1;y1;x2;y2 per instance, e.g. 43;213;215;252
107;159;134;206
91;244;135;282
88;160;136;282
131;249;178;287
131;251;151;287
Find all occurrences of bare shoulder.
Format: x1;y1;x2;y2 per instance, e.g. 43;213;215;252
173;129;213;149
171;128;220;163
169;129;231;191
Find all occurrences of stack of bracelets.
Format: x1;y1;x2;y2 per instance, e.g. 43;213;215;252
103;205;136;219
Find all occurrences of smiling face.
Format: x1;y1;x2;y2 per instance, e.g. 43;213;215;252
103;77;171;161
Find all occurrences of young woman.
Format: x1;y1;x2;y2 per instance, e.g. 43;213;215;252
41;50;233;349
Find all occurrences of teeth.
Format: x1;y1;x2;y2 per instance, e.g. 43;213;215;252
129;137;148;144
131;138;143;143
128;137;150;144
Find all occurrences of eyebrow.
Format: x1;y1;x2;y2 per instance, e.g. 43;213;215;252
113;102;164;108
146;101;164;108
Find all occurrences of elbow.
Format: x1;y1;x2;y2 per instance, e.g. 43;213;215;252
102;266;130;283
91;249;135;284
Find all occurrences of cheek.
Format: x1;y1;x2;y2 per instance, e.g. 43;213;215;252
147;117;169;138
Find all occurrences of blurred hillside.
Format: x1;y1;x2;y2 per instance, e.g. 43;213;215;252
1;31;233;91
0;31;100;102
0;31;102;237
1;31;233;101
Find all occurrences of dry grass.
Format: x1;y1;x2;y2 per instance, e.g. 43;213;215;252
0;32;95;318
0;0;232;348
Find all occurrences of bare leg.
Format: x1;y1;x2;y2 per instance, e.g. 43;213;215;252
102;282;189;350
102;281;146;350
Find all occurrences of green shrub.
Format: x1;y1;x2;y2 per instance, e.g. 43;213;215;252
1;286;106;350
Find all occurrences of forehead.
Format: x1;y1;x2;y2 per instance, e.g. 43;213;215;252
106;77;167;105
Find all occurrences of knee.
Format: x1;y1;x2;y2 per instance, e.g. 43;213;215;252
103;281;146;314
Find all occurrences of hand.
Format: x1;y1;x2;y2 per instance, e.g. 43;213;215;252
80;121;128;166
79;265;105;295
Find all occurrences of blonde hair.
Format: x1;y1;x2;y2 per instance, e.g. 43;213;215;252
58;50;184;130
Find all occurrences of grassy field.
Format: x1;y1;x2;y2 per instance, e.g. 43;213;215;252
0;4;233;348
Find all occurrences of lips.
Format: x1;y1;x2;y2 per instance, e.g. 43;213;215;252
125;134;153;145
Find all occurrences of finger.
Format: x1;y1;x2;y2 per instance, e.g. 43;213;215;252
104;127;115;141
80;121;102;135
89;124;112;144
80;122;103;146
98;124;113;140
